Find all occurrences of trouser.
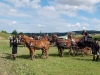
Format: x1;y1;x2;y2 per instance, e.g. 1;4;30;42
13;54;16;60
93;55;99;61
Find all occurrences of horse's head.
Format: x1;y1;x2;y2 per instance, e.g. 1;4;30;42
21;35;29;44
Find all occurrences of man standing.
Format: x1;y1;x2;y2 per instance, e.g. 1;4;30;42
92;38;99;62
12;39;18;60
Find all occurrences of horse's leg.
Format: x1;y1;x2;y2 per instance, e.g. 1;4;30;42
72;47;76;56
68;47;72;56
58;47;60;56
30;49;34;60
59;48;63;57
43;49;46;58
75;46;79;55
45;49;48;59
73;44;78;56
61;48;64;57
81;48;84;56
41;49;44;58
28;47;31;59
59;48;61;57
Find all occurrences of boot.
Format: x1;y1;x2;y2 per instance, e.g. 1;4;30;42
13;54;16;60
96;55;99;62
93;55;95;61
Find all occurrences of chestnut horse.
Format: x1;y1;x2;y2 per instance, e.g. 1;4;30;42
56;37;92;57
74;37;93;55
21;35;50;60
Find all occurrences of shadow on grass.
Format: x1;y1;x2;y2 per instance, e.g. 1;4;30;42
49;52;70;57
49;53;59;57
1;53;30;60
72;57;93;61
1;53;12;60
18;54;48;59
17;55;30;59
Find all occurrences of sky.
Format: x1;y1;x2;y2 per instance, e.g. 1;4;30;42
0;0;100;33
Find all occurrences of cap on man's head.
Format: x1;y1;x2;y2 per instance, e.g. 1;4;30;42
94;38;98;41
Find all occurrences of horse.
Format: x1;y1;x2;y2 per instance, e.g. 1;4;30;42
17;35;26;47
48;33;58;46
56;38;70;57
56;36;93;57
21;35;50;60
75;36;93;55
55;37;78;57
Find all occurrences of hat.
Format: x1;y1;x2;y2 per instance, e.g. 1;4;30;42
94;38;98;41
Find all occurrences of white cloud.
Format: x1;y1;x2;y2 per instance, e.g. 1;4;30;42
75;22;81;27
9;21;17;25
81;23;89;26
10;9;17;13
83;27;86;30
55;0;100;12
43;6;55;11
38;24;45;27
12;21;17;24
7;0;41;8
0;0;100;33
67;22;81;28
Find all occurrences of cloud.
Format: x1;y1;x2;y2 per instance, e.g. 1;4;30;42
0;2;31;17
0;0;100;33
75;22;81;27
7;0;41;8
79;16;89;21
55;0;100;12
10;9;17;13
38;24;45;27
9;21;17;25
67;22;80;27
92;18;100;24
83;27;86;30
43;6;55;11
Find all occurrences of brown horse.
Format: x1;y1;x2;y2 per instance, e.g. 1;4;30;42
56;37;92;57
55;37;78;57
73;37;93;55
21;35;50;60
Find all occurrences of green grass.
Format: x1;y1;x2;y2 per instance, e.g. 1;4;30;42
0;32;11;40
0;40;100;75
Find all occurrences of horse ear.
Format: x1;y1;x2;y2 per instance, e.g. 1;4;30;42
21;34;24;37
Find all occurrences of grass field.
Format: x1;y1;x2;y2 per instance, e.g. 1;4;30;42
0;40;100;75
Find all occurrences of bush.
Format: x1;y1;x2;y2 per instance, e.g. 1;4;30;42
92;36;100;41
1;30;7;34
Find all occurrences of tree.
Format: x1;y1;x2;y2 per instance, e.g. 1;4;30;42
12;30;18;35
1;30;7;34
18;32;24;35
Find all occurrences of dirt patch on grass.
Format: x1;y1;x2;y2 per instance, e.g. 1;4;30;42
0;37;3;39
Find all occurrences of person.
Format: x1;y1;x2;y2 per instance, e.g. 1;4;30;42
9;36;13;47
82;29;88;35
45;33;49;40
92;38;99;62
68;33;76;46
12;39;18;60
82;30;88;42
68;33;72;39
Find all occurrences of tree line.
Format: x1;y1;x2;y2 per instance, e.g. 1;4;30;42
0;30;24;35
1;30;100;36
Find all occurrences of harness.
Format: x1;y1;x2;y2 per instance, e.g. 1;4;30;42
29;40;45;49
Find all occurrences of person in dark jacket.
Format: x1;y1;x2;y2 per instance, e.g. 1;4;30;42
12;39;18;60
92;38;99;62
